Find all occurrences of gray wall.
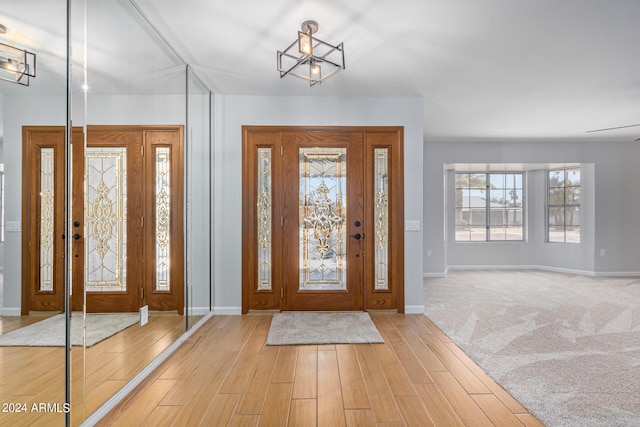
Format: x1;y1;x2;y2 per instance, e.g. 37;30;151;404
424;139;640;276
213;95;426;313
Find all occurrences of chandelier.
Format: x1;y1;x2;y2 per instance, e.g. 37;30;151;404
277;20;345;87
0;33;36;87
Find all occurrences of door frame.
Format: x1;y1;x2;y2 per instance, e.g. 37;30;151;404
22;125;185;314
242;126;404;313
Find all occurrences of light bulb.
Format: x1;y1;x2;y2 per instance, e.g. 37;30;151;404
298;32;312;55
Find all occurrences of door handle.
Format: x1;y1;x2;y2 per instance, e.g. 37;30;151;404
350;233;364;240
72;233;81;240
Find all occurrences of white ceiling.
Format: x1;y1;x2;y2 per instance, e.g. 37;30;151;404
133;0;640;142
2;0;639;143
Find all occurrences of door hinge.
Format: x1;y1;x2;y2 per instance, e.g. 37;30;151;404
141;144;145;157
280;146;283;157
141;287;144;299
281;216;284;227
141;216;144;228
280;288;284;299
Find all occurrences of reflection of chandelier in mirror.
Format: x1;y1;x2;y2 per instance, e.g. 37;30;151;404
0;25;37;87
277;20;345;87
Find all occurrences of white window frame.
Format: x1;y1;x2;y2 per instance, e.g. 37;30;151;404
455;172;525;242
547;167;581;244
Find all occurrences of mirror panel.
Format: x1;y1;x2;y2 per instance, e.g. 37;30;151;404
0;0;69;425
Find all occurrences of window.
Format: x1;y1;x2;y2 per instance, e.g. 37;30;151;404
547;167;580;243
455;172;524;241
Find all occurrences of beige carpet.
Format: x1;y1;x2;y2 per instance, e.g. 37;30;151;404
0;312;140;347
424;269;640;427
266;311;383;345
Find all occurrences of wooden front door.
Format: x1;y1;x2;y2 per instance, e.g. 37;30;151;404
22;125;184;314
242;126;404;313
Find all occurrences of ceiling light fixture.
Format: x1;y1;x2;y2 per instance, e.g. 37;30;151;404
0;41;36;86
277;20;344;87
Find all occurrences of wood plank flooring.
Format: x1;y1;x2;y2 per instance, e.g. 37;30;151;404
97;314;544;427
0;314;187;427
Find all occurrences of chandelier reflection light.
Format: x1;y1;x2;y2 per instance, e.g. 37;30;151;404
277;20;344;87
0;41;36;86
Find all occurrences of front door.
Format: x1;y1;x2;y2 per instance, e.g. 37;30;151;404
282;131;364;310
22;125;184;314
242;126;404;313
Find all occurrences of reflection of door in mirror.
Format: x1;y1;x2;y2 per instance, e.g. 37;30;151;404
22;125;184;314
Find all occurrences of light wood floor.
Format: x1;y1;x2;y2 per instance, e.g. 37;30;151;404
0;313;188;427
97;313;544;427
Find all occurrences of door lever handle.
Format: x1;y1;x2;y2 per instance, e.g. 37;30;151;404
72;234;81;240
350;233;364;240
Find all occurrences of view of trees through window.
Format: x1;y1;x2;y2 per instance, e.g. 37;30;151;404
548;168;580;243
455;172;524;241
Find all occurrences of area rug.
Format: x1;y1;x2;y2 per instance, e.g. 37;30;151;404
424;269;640;427
0;312;140;347
266;312;383;345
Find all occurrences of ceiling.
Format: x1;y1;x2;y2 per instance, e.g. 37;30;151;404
2;0;640;142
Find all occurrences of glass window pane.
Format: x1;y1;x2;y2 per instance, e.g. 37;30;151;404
489;226;506;240
548;207;564;226
549;170;564;187
468;208;486;226
565;207;580;226
566;186;580;204
549;187;565;205
566;226;581;243
373;148;389;291
455;173;469;189
469;227;487;241
455;226;471;241
505;226;523;240
489;173;505;188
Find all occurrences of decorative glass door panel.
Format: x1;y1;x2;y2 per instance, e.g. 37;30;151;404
154;147;171;292
299;148;347;291
39;148;55;292
86;147;128;292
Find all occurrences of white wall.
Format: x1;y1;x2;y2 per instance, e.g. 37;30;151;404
424;139;640;276
214;95;425;314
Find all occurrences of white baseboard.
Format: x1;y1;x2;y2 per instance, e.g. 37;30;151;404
447;264;538;271
405;305;425;314
213;306;242;315
593;271;640;277
187;306;212;316
1;307;20;316
533;265;595;276
434;265;639;277
423;272;446;278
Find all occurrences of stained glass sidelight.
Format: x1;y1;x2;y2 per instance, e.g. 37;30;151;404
39;148;54;292
299;148;347;290
155;147;171;291
86;147;127;292
257;148;272;291
374;148;389;290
